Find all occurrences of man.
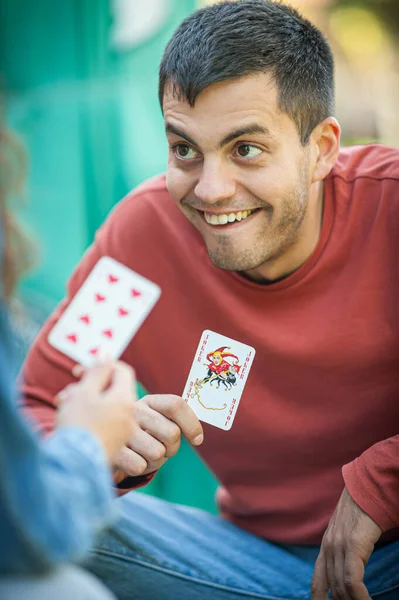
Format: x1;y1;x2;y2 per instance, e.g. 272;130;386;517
20;1;399;599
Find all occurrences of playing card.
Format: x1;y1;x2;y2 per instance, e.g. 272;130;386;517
182;330;255;431
48;256;161;366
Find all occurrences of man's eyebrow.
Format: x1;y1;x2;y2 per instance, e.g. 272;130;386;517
165;122;272;149
220;124;273;147
165;123;198;147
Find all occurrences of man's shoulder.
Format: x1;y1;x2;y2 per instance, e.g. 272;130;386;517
107;173;183;230
99;173;200;258
120;173;173;212
332;143;399;183
132;173;169;197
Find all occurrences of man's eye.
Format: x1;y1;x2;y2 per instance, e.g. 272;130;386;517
173;144;198;160
236;144;262;158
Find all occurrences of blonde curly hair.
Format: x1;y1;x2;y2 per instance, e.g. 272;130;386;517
0;125;36;300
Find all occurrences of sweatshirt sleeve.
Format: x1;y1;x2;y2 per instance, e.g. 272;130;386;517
342;435;399;532
19;195;155;493
0;301;115;575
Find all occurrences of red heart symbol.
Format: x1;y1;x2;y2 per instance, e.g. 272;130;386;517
89;347;99;355
79;314;90;324
95;293;106;303
108;274;118;284
131;289;141;298
103;329;113;338
118;307;129;317
66;333;78;344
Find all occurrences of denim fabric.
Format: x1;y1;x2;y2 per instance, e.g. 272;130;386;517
0;301;115;574
86;492;399;600
0;565;116;600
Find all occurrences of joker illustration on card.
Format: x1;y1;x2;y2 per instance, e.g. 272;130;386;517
183;330;255;430
191;346;242;411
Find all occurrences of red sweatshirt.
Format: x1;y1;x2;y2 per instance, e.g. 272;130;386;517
21;144;399;545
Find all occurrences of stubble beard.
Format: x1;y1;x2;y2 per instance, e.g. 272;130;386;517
206;184;309;273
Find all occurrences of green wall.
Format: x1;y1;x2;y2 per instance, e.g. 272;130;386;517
2;0;218;513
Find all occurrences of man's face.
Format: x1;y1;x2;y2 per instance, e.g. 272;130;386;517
163;74;317;275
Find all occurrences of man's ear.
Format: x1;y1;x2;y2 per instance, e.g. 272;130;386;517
310;117;341;183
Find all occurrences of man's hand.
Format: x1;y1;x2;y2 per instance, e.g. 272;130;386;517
57;361;136;463
311;486;382;600
112;394;204;480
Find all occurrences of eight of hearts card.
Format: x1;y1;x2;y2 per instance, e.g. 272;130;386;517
183;330;256;430
48;256;161;366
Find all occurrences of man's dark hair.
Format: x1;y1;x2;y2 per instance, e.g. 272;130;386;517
159;0;334;144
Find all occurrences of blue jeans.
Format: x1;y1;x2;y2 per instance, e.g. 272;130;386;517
85;492;399;600
0;566;116;600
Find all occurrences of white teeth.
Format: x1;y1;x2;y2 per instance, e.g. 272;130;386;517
210;214;219;225
204;209;254;226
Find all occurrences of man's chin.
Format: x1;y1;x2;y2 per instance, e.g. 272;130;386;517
206;247;265;272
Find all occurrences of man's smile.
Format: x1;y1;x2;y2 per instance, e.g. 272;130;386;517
198;208;261;228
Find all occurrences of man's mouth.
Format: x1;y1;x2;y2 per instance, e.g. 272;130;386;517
201;209;258;226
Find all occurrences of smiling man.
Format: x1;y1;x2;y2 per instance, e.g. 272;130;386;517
163;73;331;282
20;1;399;599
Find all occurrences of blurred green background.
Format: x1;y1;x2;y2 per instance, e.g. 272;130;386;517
2;0;398;513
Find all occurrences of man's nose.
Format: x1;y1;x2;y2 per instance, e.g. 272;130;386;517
194;159;236;206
